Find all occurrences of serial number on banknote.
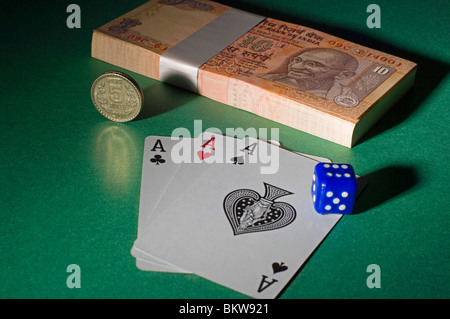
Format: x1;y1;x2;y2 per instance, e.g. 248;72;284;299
328;40;404;67
126;34;169;51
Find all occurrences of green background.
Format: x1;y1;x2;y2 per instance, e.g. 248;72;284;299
1;0;449;299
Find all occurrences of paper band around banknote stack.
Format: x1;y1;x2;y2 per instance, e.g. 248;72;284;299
159;8;265;92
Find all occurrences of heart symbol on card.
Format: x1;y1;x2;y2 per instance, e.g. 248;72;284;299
197;150;212;160
272;262;288;274
223;183;296;236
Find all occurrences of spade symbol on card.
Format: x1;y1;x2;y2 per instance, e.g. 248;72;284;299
150;154;165;165
231;156;245;165
272;262;288;274
223;183;296;235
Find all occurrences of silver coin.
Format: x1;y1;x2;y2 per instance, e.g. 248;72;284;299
91;71;143;122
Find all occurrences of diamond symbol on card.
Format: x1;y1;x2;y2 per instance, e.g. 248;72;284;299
223;183;296;235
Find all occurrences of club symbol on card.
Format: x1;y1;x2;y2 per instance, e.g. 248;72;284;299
272;262;288;274
150;154;165;165
231;156;245;165
223;183;296;235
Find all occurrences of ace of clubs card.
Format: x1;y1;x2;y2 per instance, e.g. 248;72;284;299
135;133;239;272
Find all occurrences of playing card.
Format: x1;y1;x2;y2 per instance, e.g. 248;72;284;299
134;132;243;271
140;132;238;229
135;136;196;272
135;137;366;273
134;135;333;272
133;139;341;298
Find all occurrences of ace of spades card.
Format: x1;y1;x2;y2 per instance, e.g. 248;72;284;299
134;134;333;273
133;138;342;298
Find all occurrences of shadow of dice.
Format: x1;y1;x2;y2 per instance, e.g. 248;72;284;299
311;163;357;215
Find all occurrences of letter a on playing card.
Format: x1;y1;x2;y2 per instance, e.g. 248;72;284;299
151;139;166;152
197;136;215;161
202;137;215;151
257;275;278;293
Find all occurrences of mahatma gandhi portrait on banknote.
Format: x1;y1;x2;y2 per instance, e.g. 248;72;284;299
261;48;361;105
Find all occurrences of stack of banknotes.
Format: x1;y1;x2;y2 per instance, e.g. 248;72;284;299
91;0;416;147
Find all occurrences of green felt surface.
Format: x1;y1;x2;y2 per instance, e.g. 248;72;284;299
1;0;449;299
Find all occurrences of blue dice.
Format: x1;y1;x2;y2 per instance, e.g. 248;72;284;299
311;163;357;215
